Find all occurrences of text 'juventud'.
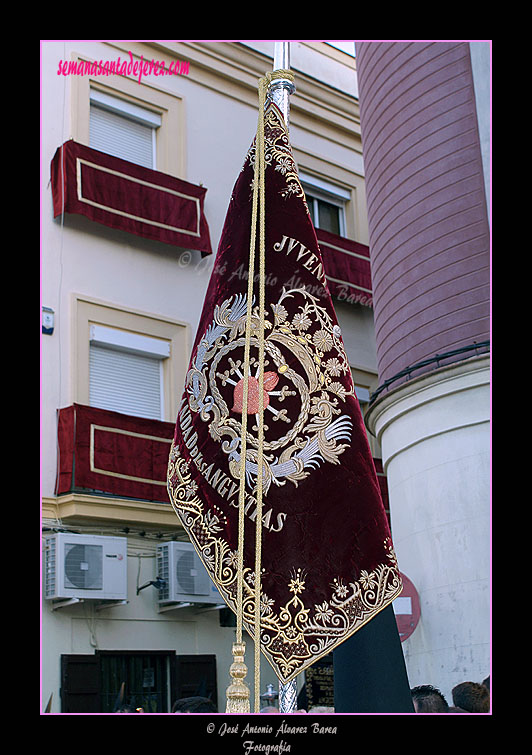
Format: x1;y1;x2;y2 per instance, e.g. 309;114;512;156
273;235;327;287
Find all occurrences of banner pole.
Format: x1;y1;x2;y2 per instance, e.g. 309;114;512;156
279;677;298;714
270;43;299;716
270;42;296;127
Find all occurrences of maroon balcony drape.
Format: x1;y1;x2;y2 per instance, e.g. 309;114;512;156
316;227;373;307
50;140;212;254
56;404;175;502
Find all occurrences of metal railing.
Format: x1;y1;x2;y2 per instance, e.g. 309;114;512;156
369;340;490;404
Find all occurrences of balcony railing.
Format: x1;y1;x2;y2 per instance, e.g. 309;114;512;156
50;140;212;255
316;228;373;307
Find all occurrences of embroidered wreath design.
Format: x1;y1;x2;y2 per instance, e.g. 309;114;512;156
185;288;354;496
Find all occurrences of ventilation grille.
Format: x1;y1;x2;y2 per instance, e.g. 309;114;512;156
44;537;56;598
176;549;210;595
157;543;217;602
157;546;170;602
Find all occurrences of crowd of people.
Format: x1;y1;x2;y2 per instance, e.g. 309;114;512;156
115;675;491;714
411;676;490;713
170;676;491;714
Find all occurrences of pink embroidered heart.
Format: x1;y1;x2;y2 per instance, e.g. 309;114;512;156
232;371;279;414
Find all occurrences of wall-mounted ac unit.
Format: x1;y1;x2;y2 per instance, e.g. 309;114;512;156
156;541;223;605
44;533;128;601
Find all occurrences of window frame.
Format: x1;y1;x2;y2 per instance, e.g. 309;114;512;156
73;295;190;423
69;51;186;178
300;171;350;236
89;88;161;169
88;326;170;420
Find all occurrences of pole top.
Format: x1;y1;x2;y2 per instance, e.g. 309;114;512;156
269;43;295;125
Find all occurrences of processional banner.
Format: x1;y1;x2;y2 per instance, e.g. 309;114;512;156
167;98;402;685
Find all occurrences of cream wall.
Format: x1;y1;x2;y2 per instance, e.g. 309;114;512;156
41;40;375;713
41;534;280;712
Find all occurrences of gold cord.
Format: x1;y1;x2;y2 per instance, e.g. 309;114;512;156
253;72;268;713
227;69;293;714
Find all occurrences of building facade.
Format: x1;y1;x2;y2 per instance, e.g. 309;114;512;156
41;40;381;713
41;40;491;714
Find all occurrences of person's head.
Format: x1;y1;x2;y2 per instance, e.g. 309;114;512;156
411;684;449;713
115;704;137;713
452;681;490;713
172;696;217;713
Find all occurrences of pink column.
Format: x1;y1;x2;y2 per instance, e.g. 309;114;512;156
355;41;490;391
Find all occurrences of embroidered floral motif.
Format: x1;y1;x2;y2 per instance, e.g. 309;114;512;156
167;97;403;684
184;287;354;497
167;440;402;682
247;104;309;212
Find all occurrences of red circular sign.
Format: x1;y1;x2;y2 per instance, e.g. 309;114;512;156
393;572;421;642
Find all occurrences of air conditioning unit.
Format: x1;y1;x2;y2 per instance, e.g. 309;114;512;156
156;541;223;605
44;533;128;601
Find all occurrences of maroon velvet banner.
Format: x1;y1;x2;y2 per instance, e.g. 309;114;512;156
56;404;175;502
50;140;212;254
167;102;402;683
317;227;373;307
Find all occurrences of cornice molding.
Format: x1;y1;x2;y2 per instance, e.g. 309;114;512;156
105;40;361;142
42;494;184;530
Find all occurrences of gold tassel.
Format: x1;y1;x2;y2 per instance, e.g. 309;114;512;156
225;641;251;713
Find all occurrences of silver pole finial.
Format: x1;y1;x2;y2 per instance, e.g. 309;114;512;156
269;42;296;127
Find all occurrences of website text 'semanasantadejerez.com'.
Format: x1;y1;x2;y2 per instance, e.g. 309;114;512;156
57;51;190;84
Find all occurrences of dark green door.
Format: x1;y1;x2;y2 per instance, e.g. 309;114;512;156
99;651;171;713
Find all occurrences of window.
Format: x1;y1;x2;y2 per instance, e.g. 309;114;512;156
89;89;161;169
300;172;349;236
61;652;172;713
310;197;342;235
75;298;189;424
353;384;371;405
174;654;218;707
89;325;170;420
350;366;381;459
69;51;185;177
60;652;216;713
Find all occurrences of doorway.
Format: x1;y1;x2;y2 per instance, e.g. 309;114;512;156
99;651;171;712
60;652;218;712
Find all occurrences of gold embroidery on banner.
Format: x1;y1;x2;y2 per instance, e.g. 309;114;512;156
245;105;309;212
167;440;402;682
167;98;402;682
184;288;354;502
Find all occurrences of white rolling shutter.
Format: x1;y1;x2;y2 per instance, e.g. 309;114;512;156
89;91;161;169
88;327;170;420
89;345;163;419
